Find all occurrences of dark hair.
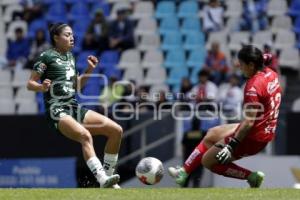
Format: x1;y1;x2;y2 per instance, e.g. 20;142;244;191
238;45;264;70
48;22;69;46
197;69;210;77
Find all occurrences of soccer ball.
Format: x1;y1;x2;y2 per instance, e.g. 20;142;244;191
135;157;164;185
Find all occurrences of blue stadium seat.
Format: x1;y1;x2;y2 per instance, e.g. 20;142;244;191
183;32;205;51
28;18;48;39
91;2;111;17
155;1;176;19
187;48;206;69
288;0;300;17
36;92;45;114
99;51;120;69
177;0;198;18
181;18;201;35
104;67;122;80
190;68;202;84
159;17;180;35
164;50;186;69
200;117;221;132
76;50;97;73
293;16;300;34
46;3;67;23
166;67;189;86
72;20;89;38
161;33;182;51
69;2;90;21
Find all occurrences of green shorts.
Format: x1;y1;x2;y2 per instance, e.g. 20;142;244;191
46;102;89;131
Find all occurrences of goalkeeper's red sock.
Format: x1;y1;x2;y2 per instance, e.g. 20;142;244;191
183;141;208;174
211;163;252;180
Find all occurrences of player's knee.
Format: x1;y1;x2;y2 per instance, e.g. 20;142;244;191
114;125;123;139
79;129;93;144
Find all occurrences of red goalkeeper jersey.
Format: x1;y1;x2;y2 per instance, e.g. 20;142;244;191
242;67;282;142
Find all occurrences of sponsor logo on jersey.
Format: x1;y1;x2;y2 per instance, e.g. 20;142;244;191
267;78;279;94
245;87;257;96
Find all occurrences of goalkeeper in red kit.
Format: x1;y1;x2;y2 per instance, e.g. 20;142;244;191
169;45;282;188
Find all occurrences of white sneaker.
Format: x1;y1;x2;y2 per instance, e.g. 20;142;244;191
100;174;120;188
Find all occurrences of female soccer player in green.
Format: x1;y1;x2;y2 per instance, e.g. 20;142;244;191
27;23;122;188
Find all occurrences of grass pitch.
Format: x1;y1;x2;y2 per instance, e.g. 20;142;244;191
1;188;300;200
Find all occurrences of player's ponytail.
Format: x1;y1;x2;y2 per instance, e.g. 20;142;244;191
238;45;264;71
48;22;69;46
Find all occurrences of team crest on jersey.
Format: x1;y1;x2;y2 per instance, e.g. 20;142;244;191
267;78;279;94
39;62;47;71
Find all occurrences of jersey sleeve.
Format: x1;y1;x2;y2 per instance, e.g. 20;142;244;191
33;52;48;75
244;80;260;104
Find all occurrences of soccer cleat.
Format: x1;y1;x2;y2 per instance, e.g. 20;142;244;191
247;171;265;188
112;184;121;189
168;166;188;187
100;174;120;188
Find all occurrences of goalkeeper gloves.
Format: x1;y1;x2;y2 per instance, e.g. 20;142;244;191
215;137;240;164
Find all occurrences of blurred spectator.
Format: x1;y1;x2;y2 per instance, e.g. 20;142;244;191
178;77;193;110
20;0;43;23
217;74;243;123
118;80;137;111
109;8;134;51
204;41;228;85
6;28;31;69
188;70;218;103
156;90;172;110
99;76;124;110
87;10;109;54
25;29;50;69
81;32;98;51
202;0;224;33
239;0;268;33
263;43;279;73
135;86;153;112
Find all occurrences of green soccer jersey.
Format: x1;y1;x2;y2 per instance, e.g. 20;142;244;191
33;48;78;110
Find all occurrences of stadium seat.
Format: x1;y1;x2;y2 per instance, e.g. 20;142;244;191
76;50;97;73
28;18;48;39
267;0;288;16
205;31;228;49
0;70;12;87
187;48;206;69
271;16;293;34
46;3;67;23
292;98;300;112
72;20;89;39
15;87;36;103
183;32;205;51
103;67;122;80
142;50;164;69
109;2;131;20
279;48;300;71
190;68;201;84
135;18;157;37
3;4;23;23
181;18;201;36
155;1;176;19
288;0;300;17
17;101;38;115
149;84;170;95
228;32;251;51
159;17;180;36
224;0;242;17
293;16;300;34
132;1;154;19
144;68;167;85
164;50;186;69
161;32;182;51
0;100;15;115
274;30;296;50
68;2;90;21
138;34;160;51
166;67;189;86
99;51;120;69
224;16;240;33
91;2;111;17
0;86;13;101
118;49;141;69
123;68;144;85
177;1;198;18
36;92;45;114
252;31;273;50
12;69;31;87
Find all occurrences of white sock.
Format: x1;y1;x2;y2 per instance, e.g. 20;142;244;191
103;153;118;176
86;156;108;185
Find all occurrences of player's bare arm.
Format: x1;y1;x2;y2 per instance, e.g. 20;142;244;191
77;55;98;90
27;71;51;92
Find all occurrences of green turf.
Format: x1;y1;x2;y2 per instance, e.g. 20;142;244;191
0;188;300;200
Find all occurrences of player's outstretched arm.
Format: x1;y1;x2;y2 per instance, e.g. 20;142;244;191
77;55;98;90
27;71;51;92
